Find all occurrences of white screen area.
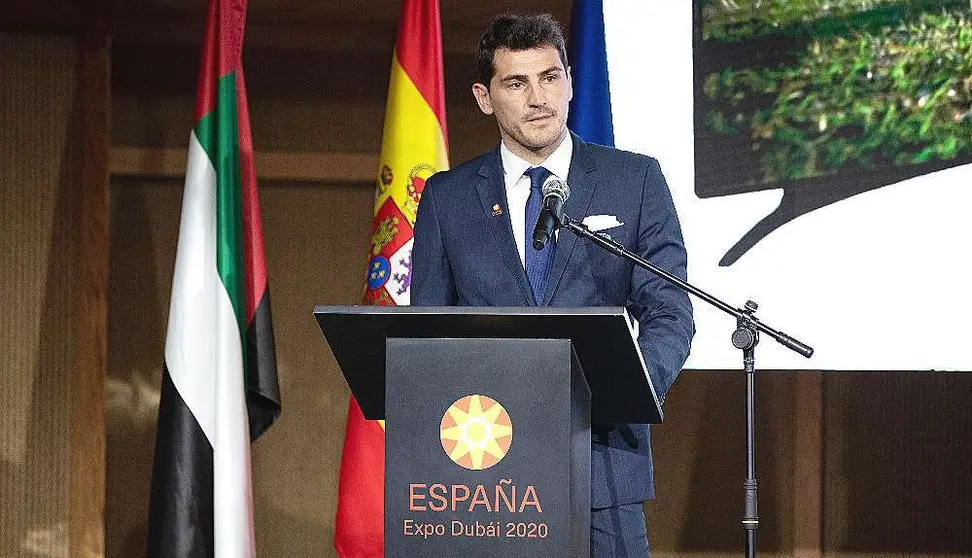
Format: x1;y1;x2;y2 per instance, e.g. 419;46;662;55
603;3;971;370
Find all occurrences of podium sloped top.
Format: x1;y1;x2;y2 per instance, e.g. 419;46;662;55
315;306;662;424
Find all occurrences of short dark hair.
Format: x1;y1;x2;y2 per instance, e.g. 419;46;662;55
476;13;569;87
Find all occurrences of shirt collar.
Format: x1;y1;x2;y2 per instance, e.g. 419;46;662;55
500;132;573;189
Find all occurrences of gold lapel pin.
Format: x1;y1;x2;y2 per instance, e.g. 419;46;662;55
491;203;503;216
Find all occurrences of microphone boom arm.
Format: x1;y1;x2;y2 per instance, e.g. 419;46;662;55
558;213;813;358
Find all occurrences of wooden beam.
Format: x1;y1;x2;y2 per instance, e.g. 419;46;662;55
70;17;110;558
109;15;487;55
111;17;394;52
792;371;823;558
0;2;81;34
111;146;377;183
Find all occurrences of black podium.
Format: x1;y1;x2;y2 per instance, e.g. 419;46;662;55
315;306;662;557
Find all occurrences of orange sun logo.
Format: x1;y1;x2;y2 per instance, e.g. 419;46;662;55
440;395;513;470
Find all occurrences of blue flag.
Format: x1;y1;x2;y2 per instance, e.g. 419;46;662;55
568;0;614;147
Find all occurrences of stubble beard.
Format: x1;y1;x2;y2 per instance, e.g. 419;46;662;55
508;115;568;155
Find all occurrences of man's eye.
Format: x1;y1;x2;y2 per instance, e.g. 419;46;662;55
508;81;523;89
543;75;557;83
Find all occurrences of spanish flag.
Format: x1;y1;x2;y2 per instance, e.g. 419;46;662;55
333;0;448;556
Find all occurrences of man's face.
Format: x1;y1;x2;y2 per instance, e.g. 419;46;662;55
472;46;572;161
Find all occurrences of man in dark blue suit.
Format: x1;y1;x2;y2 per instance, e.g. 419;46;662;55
412;13;694;557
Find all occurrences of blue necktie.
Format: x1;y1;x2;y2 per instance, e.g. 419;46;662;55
523;166;554;304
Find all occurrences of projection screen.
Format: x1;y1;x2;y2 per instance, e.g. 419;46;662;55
601;1;971;370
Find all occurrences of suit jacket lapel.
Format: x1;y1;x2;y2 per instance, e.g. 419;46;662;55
476;148;535;305
542;133;598;305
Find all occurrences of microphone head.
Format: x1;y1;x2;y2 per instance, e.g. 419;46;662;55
542;178;570;202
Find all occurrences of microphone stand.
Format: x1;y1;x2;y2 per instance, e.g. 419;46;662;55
557;212;814;558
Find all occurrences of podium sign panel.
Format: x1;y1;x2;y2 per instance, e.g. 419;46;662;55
384;338;590;557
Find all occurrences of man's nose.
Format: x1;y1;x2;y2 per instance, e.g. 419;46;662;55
526;82;548;106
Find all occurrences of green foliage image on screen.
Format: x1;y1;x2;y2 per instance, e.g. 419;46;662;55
694;0;972;265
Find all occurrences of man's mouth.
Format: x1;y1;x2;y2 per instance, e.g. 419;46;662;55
525;113;554;123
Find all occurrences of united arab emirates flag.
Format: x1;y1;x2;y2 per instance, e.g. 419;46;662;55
147;0;280;555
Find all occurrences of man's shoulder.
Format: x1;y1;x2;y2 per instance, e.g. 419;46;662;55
581;141;658;169
427;149;496;190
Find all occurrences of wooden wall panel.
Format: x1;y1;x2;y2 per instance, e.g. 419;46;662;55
104;177;183;558
69;23;110;557
110;44;501;163
793;372;823;558
249;182;375;554
646;370;807;555
822;372;972;557
0;32;78;557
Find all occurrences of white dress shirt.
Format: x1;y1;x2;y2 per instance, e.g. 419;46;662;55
500;134;573;267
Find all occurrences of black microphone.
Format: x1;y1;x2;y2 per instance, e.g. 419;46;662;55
532;178;570;250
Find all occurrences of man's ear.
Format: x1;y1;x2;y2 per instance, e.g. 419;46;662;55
566;65;574;103
472;82;494;115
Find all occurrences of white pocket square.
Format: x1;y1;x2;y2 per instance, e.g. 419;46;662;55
581;214;623;232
